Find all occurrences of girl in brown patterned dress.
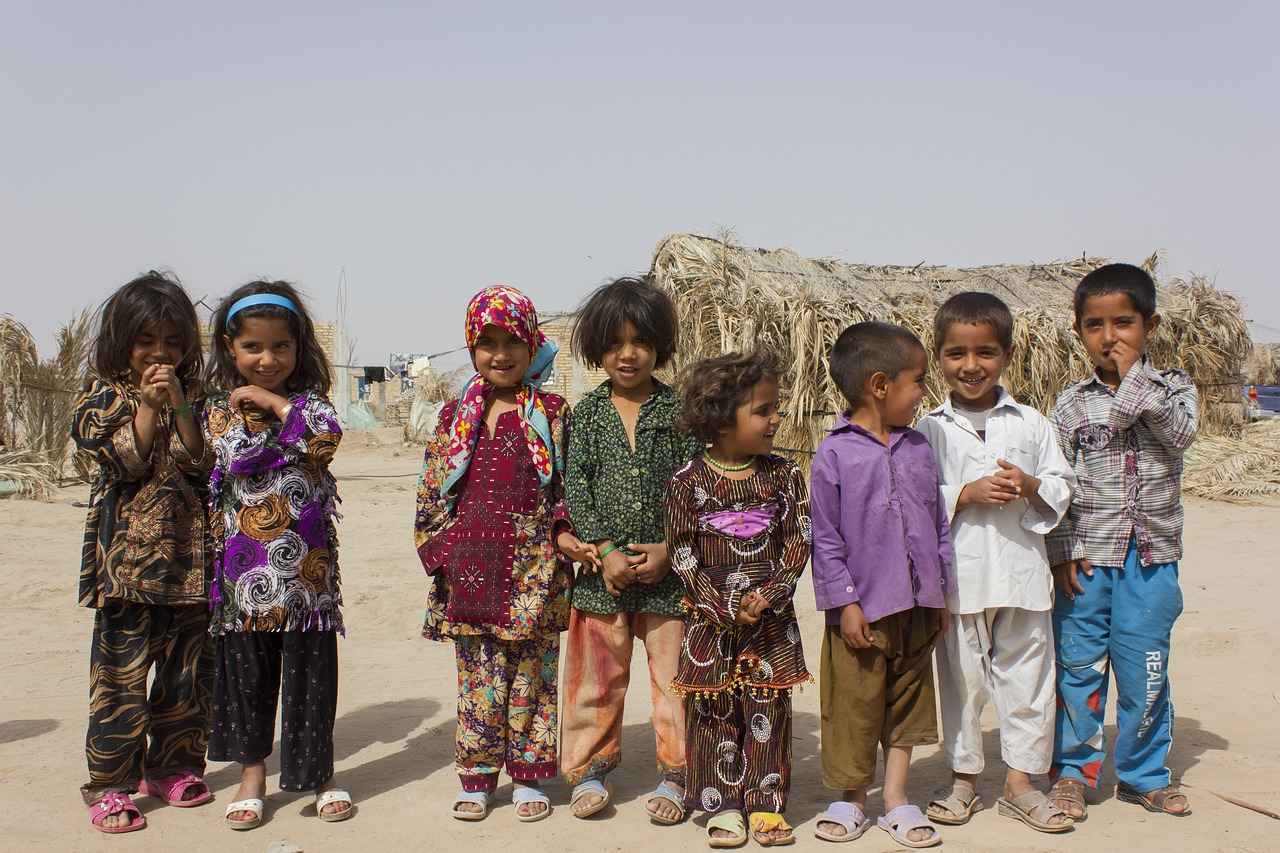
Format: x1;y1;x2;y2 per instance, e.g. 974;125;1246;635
415;286;595;822
73;271;214;834
666;351;812;848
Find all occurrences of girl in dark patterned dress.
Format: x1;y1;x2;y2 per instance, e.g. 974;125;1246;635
415;286;595;822
203;281;353;829
560;277;702;822
73;271;215;833
666;351;812;848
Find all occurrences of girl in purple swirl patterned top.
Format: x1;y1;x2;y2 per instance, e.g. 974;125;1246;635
202;280;354;830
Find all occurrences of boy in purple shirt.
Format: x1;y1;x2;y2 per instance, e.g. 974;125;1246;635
810;322;956;848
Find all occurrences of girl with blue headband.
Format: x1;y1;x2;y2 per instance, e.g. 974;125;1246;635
415;285;596;822
202;280;353;829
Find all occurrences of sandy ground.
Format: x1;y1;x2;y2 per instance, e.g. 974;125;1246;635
3;428;1278;853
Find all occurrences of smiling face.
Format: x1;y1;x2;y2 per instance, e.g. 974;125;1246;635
1074;291;1160;386
937;321;1011;410
883;345;929;428
716;378;782;461
127;320;184;386
601;319;658;396
472;324;532;393
226;316;297;394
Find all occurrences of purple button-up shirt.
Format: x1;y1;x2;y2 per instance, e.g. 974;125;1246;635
810;413;956;626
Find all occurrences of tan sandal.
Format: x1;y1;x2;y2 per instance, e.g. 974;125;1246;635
1116;784;1192;817
1048;777;1088;820
997;789;1074;833
926;784;983;825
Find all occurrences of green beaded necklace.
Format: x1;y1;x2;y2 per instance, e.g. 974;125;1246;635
702;450;755;472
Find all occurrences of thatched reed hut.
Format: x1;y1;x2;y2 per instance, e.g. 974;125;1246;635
649;233;1253;464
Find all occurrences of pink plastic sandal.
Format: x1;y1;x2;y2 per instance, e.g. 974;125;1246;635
139;771;213;807
88;792;147;834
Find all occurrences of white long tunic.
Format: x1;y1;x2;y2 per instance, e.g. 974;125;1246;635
917;389;1075;614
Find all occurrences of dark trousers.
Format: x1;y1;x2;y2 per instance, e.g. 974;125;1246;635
82;601;214;802
209;630;339;791
685;689;793;814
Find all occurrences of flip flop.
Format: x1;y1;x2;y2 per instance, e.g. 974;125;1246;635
645;780;686;825
926;783;983;825
316;788;355;822
87;792;147;834
138;771;213;808
570;779;611;818
513;785;552;823
877;804;941;849
1116;784;1192;817
707;809;748;848
224;797;264;831
997;789;1074;833
451;789;491;821
813;800;870;842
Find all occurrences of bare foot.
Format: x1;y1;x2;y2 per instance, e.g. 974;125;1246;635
228;762;266;825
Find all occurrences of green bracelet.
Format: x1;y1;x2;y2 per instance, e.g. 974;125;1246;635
176;402;196;417
599;544;618;559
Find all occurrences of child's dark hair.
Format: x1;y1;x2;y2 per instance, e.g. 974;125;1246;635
1074;263;1157;323
933;291;1014;352
206;280;331;395
676;350;785;444
829;321;925;408
90;270;203;386
571;276;680;370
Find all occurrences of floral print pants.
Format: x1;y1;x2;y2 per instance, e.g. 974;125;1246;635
454;633;560;791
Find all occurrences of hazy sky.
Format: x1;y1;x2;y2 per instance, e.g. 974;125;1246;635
4;1;1277;375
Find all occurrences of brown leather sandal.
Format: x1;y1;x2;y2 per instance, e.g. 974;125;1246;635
1047;777;1088;821
1116;784;1192;817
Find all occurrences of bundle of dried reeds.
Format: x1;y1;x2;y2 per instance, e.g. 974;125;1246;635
0;314;38;449
651;233;1253;464
404;366;470;443
1245;343;1280;386
1184;418;1280;501
18;310;95;480
0;448;56;501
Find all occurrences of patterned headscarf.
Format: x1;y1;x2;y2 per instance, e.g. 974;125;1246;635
441;286;560;497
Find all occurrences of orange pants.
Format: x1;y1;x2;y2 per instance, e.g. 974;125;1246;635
560;609;686;786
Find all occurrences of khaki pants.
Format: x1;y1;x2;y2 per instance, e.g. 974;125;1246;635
819;607;939;790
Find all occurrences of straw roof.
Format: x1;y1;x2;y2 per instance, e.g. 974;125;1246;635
649;232;1253;463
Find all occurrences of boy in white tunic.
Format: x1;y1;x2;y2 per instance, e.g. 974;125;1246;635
917;292;1077;834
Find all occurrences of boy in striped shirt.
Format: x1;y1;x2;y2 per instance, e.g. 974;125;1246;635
1046;263;1197;820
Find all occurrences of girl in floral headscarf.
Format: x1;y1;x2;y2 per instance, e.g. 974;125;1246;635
415;285;596;822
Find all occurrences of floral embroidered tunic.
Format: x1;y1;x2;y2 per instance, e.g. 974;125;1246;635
204;391;343;634
72;379;213;608
664;454;813;694
415;394;573;642
565;379;702;616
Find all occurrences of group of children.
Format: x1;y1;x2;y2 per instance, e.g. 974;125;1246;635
75;273;352;833
74;261;1195;847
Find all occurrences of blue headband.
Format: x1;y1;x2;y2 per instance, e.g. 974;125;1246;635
228;293;299;320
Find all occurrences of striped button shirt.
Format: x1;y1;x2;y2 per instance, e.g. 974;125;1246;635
1045;359;1197;568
